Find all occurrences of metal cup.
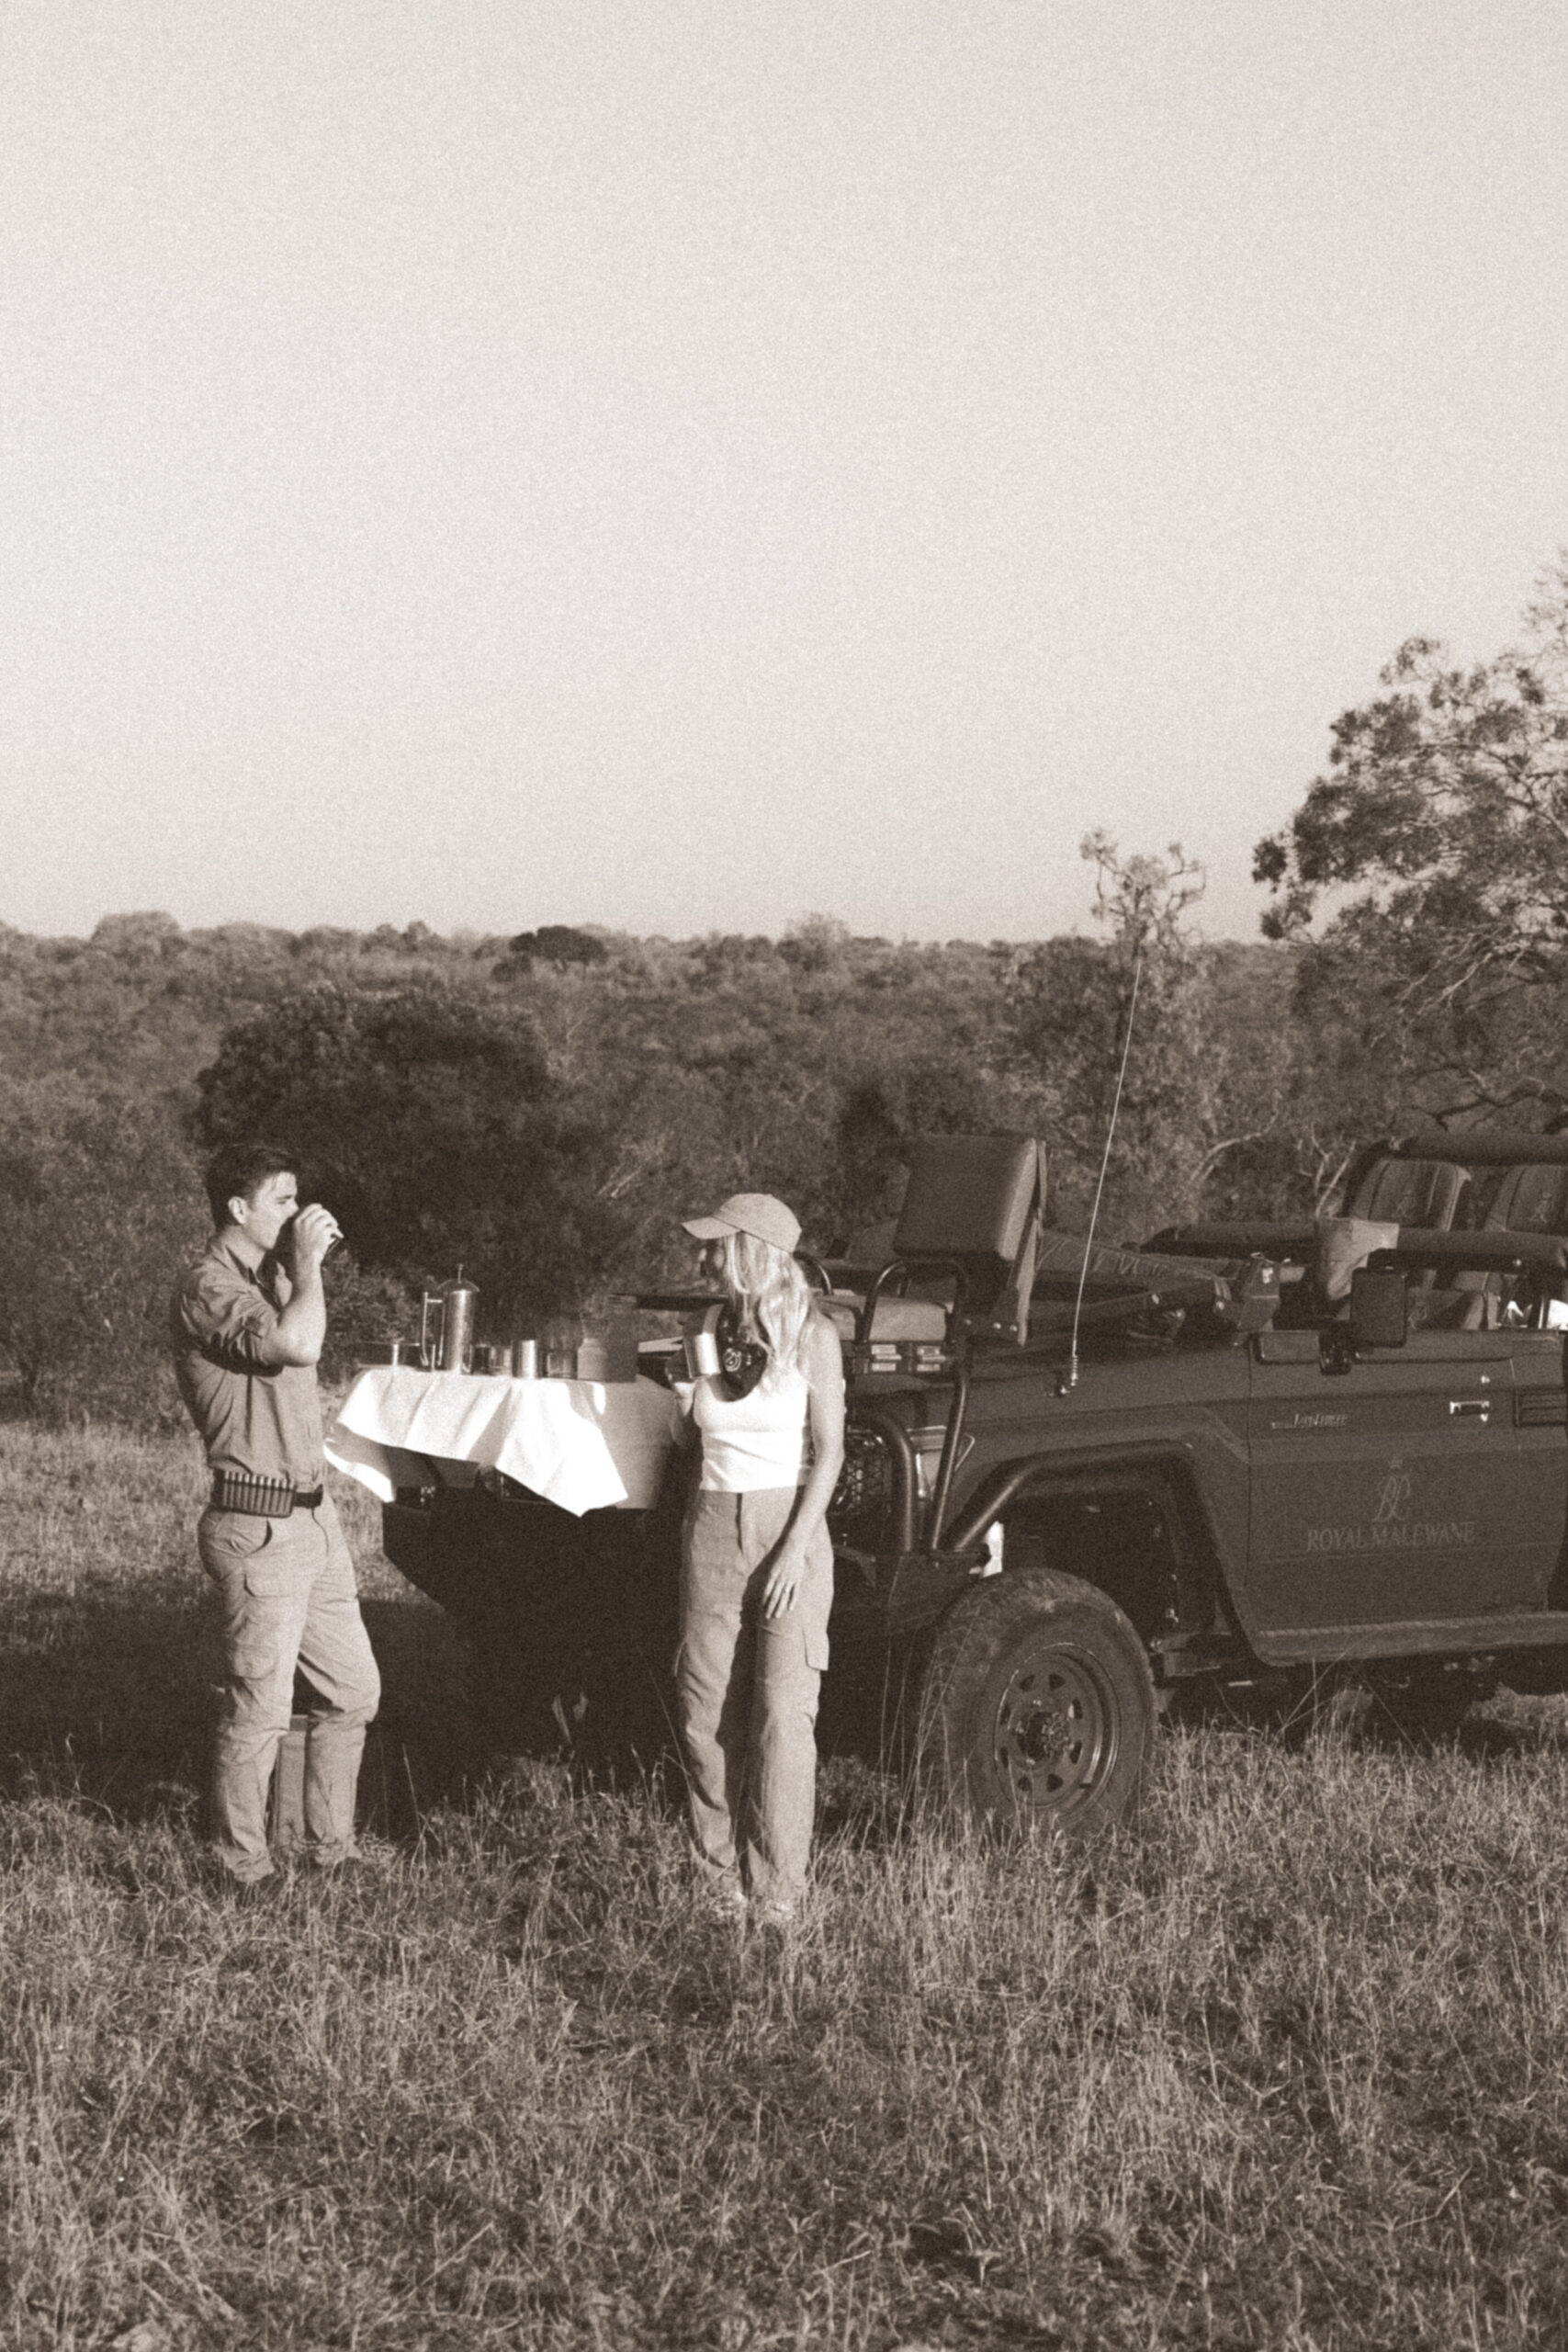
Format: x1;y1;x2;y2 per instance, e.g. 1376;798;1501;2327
683;1313;721;1378
541;1315;580;1378
514;1339;539;1378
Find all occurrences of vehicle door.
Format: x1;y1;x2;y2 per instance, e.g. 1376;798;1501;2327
1247;1327;1556;1637
1510;1328;1568;1604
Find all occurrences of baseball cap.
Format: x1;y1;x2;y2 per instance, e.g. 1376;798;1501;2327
682;1192;802;1253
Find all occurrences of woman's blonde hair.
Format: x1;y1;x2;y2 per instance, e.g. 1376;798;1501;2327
717;1229;818;1377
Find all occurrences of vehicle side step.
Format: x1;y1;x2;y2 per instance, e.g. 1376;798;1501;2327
1256;1611;1568;1666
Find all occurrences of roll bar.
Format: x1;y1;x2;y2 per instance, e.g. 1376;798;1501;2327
1389;1129;1568;1168
1141;1221;1568;1276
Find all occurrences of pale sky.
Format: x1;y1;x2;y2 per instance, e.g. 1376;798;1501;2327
5;0;1566;944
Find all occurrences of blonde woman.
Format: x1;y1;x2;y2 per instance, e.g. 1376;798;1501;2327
676;1191;845;1922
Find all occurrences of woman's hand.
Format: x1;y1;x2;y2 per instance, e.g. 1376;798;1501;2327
761;1541;808;1620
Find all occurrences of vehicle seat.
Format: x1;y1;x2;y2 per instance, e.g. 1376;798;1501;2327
1346;1156;1472;1229
884;1132;1047;1332
1342;1156;1472;1304
1483;1162;1568;1235
1456;1162;1568;1328
1398;1161;1568;1329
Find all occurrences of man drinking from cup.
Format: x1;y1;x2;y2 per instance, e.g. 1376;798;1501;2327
170;1143;380;1896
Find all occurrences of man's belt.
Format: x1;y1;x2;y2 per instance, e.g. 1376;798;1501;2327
210;1471;325;1517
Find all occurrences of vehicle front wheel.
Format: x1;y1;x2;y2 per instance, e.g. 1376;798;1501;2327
918;1567;1156;1837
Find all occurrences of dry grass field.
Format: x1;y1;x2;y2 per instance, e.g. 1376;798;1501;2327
6;1424;1568;2349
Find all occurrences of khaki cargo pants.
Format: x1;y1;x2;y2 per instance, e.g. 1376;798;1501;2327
676;1487;833;1911
198;1494;380;1883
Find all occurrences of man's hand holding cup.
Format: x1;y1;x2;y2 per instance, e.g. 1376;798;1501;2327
289;1203;343;1273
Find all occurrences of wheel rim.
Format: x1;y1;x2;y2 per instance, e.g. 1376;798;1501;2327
988;1642;1120;1817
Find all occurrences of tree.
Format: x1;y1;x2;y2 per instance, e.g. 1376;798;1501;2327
501;926;610;969
778;913;851;975
1254;560;1568;1125
194;982;629;1324
89;910;186;960
1008;836;1230;1237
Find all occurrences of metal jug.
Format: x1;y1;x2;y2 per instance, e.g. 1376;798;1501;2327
420;1271;479;1372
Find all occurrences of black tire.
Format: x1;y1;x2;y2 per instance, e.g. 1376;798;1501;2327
918;1567;1156;1836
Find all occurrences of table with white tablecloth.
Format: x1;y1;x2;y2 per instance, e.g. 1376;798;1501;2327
326;1365;683;1516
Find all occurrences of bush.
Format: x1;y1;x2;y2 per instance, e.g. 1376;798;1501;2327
0;1084;206;1425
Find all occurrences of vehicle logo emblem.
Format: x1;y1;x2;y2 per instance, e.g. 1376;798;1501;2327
1371;1464;1412;1524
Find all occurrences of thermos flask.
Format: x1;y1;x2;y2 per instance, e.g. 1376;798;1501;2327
420;1271;479;1372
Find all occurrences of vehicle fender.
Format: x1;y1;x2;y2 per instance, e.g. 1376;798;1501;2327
941;1441;1254;1649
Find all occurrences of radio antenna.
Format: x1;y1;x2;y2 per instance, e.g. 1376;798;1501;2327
1064;952;1144;1393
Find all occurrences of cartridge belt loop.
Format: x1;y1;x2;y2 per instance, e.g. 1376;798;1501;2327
209;1471;325;1517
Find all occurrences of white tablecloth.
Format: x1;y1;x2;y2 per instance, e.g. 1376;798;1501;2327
326;1366;683;1516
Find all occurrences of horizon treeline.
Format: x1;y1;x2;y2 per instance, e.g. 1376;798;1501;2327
0;847;1543;1424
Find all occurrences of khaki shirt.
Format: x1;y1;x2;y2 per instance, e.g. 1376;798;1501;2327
170;1236;324;1486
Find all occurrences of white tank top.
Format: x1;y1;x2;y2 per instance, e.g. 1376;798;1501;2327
692;1364;811;1492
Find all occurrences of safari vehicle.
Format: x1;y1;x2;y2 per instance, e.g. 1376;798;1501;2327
378;1130;1568;1835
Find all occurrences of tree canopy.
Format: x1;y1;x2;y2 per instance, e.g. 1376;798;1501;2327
1254;560;1568;1124
194;983;628;1326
